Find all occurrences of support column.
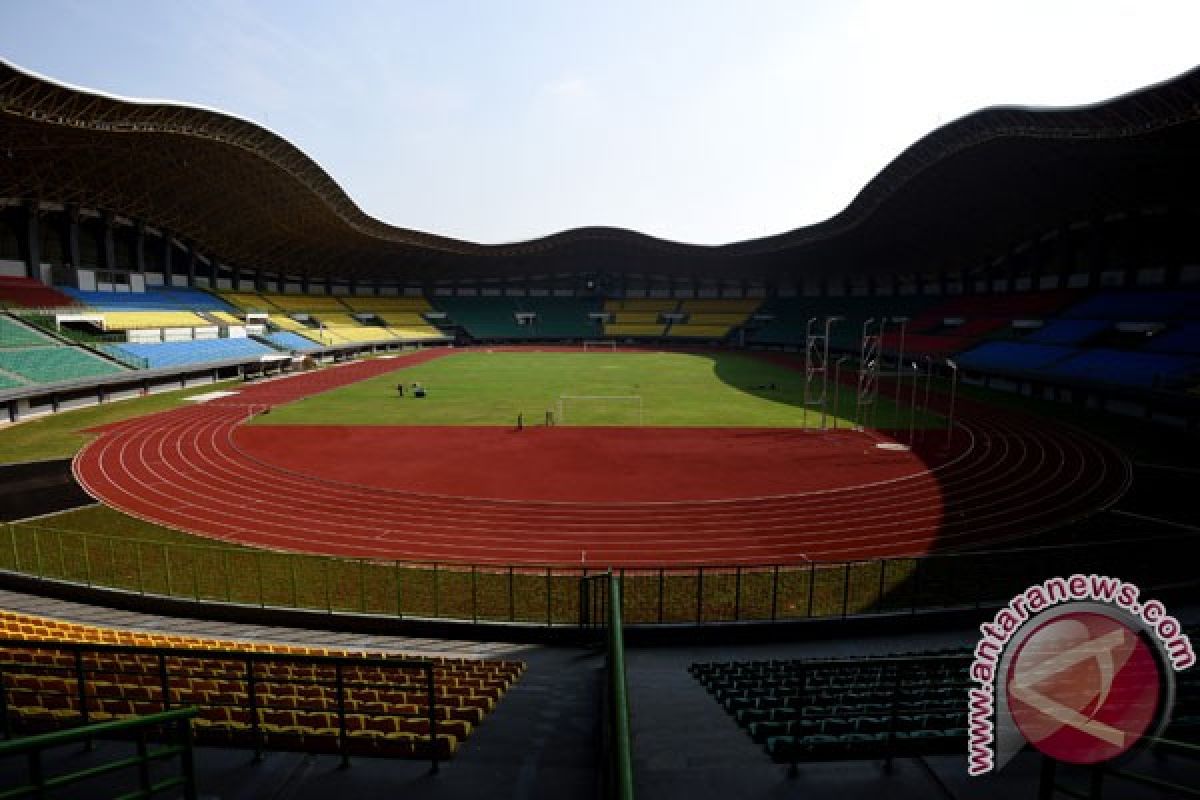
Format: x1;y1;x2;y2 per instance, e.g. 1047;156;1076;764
103;213;116;271
134;222;146;274
24;201;41;280
301;272;310;295
162;233;174;285
67;205;81;270
186;242;197;286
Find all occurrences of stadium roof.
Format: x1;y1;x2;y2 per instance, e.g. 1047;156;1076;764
2;58;1199;283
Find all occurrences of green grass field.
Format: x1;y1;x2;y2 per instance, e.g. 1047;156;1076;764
256;351;941;428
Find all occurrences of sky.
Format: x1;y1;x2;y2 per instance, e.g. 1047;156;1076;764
1;1;1198;246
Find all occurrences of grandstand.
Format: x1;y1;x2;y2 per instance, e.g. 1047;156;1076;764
2;53;1200;800
101;337;280;370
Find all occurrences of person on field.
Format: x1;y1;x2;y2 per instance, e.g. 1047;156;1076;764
397;383;404;397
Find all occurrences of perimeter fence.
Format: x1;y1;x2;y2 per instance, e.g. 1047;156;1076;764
0;524;1194;626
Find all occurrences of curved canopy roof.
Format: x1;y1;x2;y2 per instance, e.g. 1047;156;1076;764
2;58;1199;282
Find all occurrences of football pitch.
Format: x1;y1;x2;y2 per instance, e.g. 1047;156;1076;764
253;350;941;428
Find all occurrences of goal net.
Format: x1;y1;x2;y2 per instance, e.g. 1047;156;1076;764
556;395;643;426
582;340;618;352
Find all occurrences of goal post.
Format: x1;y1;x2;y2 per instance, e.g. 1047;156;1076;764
582;340;618;352
556;395;643;425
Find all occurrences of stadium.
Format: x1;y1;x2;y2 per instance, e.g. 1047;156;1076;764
1;39;1199;800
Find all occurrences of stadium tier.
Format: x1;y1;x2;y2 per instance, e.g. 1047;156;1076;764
207;311;244;326
1061;290;1200;320
340;296;433;313
262;331;322;351
432;296;596;340
58;287;238;312
101;337;279;370
266;314;323;340
0;314;55;348
955;342;1080;372
667;299;763;339
0;277;79;309
1023;318;1111;345
257;294;350;313
1;610;525;760
95;311;212;331
219;292;280;311
1039;348;1200;389
0;345;125;384
746;295;937;349
1146;322;1200;354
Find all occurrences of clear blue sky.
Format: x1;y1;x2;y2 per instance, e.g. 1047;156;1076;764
1;1;1197;245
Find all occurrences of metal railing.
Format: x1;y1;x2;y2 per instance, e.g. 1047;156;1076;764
587;573;634;800
1040;737;1200;798
0;638;441;772
0;706;199;800
2;524;1196;627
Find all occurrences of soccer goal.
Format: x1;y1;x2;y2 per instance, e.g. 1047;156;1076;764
557;395;643;425
582;340;618;352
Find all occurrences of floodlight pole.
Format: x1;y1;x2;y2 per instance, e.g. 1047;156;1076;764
908;361;919;446
832;356;848;431
921;355;933;441
820;316;842;431
891;316;909;420
803;317;817;414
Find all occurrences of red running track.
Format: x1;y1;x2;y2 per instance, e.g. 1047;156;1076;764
73;349;1132;567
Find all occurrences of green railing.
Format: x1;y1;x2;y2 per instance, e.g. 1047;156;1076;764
606;573;635;800
0;638;441;772
1040;737;1200;798
0;706;199;800
1;523;1196;627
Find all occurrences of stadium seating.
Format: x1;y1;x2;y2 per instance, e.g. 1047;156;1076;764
746;295;936;350
602;299;675;338
207;311;244;326
340;296;433;313
954;342;1079;373
0;345;125;384
1060;290;1200;321
1023;318;1110;345
262;332;321;351
0;609;524;760
1145;322;1200;355
432;297;528;339
0;315;53;348
308;313;403;344
517;297;598;338
0;277;79;309
219;292;280;312
102;338;279;369
373;312;449;340
260;294;350;313
667;299;763;339
59;287;237;312
691;651;970;764
0;372;25;390
266;315;321;339
1039;348;1200;389
97;311;211;331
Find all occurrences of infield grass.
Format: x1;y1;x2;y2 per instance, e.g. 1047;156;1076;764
254;351;942;428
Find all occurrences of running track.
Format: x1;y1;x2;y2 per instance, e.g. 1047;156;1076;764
73;350;1132;567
